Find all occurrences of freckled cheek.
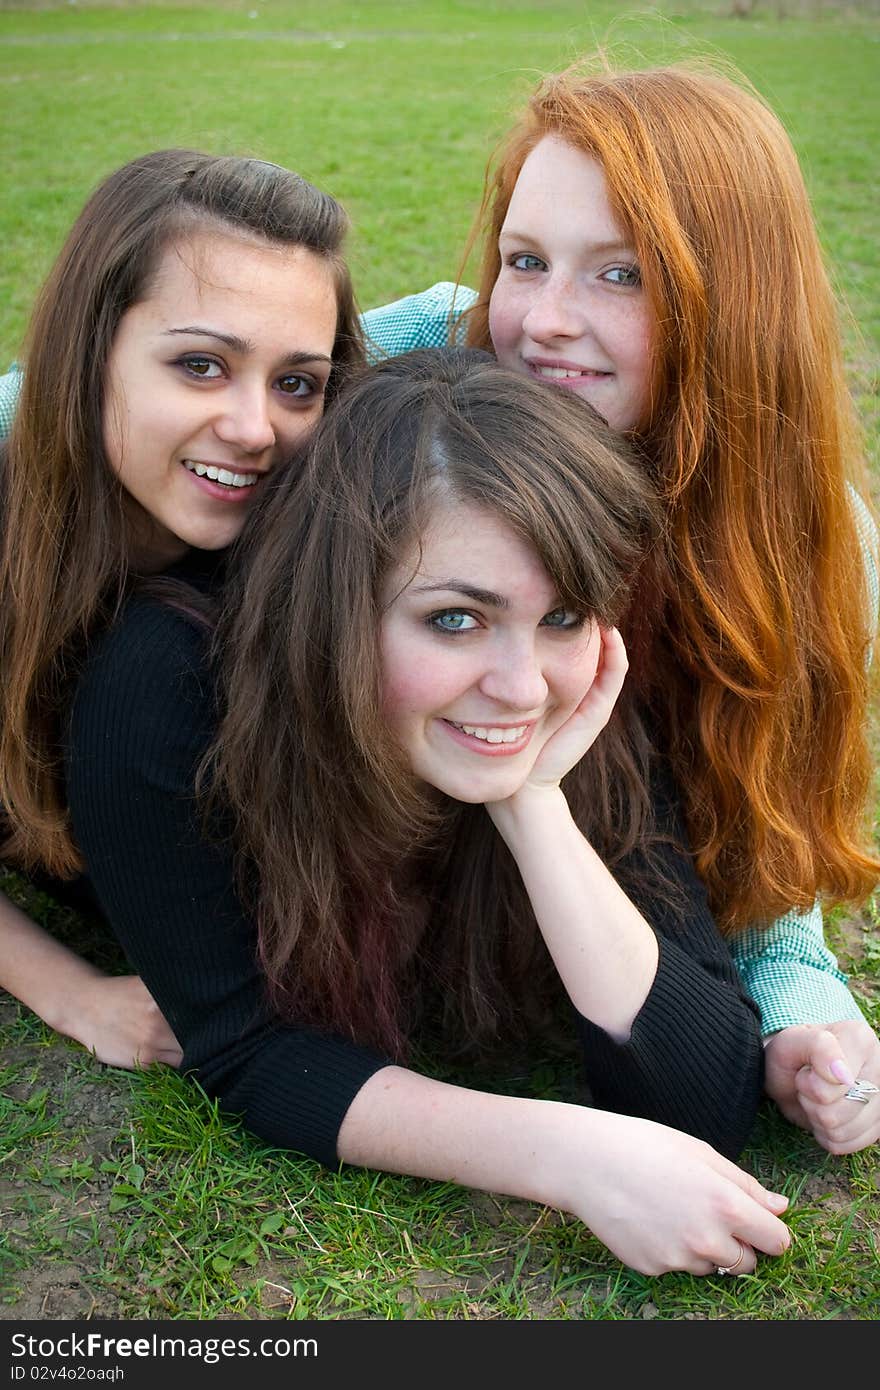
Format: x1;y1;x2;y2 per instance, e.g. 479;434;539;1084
624;306;654;378
488;284;524;356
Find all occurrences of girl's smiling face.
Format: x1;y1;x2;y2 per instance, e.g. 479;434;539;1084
379;494;601;804
489;136;654;434
103;230;339;567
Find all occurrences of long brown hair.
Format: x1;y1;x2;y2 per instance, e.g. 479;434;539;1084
466;61;878;928
213;347;660;1057
0;149;363;878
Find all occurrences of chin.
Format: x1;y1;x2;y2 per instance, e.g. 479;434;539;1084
183;525;245;552
433;775;528;805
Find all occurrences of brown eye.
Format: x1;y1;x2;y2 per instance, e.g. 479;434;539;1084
180;355;222;378
277;374;315;397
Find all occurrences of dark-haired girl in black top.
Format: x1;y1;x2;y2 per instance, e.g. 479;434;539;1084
64;349;791;1277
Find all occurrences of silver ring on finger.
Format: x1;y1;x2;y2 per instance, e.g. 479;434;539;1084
715;1240;746;1276
844;1078;879;1105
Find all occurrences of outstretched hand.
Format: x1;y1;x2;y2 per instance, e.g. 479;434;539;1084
525;625;628;791
763;1019;880;1153
566;1109;792;1277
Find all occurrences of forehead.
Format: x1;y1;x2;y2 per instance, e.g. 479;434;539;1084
392;497;558;604
137;229;339;337
504;137;622;238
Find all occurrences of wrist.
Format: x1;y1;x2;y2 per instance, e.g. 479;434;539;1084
486;782;571;845
42;960;104;1042
536;1103;618;1215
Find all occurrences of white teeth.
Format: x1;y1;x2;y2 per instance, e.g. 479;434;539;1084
183;461;259;488
455;723;527;744
533;365;608;380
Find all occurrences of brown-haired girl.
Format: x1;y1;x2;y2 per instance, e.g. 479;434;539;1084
0;147;363;1065
63;347;790;1276
362;61;880;1153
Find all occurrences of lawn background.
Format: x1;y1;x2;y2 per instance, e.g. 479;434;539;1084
0;0;878;1321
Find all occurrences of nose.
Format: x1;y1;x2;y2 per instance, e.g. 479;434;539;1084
478;635;549;712
521;274;587;345
213;382;276;455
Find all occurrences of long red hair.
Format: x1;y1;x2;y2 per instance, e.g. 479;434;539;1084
466;61;878;928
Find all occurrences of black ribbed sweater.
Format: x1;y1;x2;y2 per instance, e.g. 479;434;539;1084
64;584;764;1165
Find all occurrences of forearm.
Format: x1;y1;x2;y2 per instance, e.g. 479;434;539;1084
0;891;103;1035
338;1067;793;1279
338;1064;591;1210
488;787;762;1154
569;785;765;1157
731;904;862;1035
488;787;658;1039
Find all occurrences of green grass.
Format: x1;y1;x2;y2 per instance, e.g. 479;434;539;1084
1;0;879;397
2;987;879;1320
1;871;879;1319
1;0;879;1321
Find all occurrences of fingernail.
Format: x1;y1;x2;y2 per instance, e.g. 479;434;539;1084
769;1192;789;1211
830;1060;856;1086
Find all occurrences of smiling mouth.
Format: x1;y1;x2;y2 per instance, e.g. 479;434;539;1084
183;460;262;489
449;721;528;744
441;719;539;758
527;363;612;382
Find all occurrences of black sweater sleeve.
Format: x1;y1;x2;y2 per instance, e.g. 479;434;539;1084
574;770;764;1159
65;598;388;1169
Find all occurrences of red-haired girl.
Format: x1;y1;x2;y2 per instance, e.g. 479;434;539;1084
362;62;880;1152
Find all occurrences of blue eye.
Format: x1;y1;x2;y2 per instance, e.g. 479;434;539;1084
602;265;642;288
541;608;584;629
510;253;547;273
429;611;479;633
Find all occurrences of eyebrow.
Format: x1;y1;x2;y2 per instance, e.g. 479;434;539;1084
409;581;510;609
163;326;332;365
498;230;636;256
